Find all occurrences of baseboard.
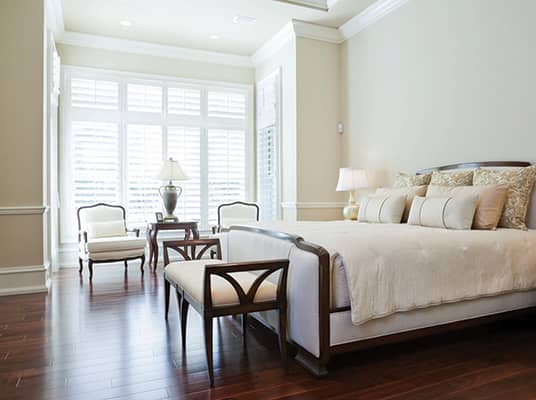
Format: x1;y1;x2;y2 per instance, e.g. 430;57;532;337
0;264;49;296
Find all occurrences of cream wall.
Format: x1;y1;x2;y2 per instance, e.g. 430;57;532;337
56;44;255;84
341;0;536;185
296;37;344;220
0;0;47;294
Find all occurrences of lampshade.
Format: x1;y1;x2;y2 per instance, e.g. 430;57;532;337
157;158;190;181
336;168;368;191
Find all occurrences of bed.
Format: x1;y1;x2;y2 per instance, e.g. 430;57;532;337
220;161;536;375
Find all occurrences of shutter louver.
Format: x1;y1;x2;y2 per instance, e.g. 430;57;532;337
71;121;120;208
208;129;246;225
168;88;201;116
71;78;119;110
208;91;246;120
128;84;163;113
168;127;201;222
127;125;163;226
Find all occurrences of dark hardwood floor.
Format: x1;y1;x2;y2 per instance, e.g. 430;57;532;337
1;266;536;400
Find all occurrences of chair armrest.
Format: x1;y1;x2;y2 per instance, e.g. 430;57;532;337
204;259;289;308
126;227;140;237
78;231;88;243
163;238;222;265
212;225;220;234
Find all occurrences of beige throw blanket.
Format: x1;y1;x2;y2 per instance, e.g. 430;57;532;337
244;221;536;325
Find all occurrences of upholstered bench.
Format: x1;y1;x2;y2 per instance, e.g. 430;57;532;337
163;238;289;387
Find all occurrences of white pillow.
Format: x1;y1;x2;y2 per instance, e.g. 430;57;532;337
407;195;479;230
86;220;126;239
358;195;406;224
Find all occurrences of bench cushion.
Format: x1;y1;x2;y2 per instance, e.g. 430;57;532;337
165;260;278;307
87;236;146;253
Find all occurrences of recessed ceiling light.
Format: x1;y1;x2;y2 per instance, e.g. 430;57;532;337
119;20;132;27
209;34;220;40
233;15;257;25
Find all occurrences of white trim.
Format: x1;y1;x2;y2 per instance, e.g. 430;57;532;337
293;20;343;43
0;265;49;296
57;31;253;68
46;0;64;35
281;202;346;209
339;0;410;40
273;0;329;11
0;206;49;216
252;22;295;66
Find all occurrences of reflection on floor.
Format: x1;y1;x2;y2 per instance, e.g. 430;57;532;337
1;265;536;399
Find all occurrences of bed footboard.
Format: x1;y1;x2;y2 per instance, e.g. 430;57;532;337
223;226;331;375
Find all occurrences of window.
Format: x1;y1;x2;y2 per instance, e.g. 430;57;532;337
256;70;281;221
61;67;252;243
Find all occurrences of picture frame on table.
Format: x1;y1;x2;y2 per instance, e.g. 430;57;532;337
155;212;164;223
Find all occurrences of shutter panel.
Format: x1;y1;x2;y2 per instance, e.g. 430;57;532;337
71;78;119;110
128;84;163;113
208;91;246;119
71;121;120;208
127;125;163;226
207;129;246;225
168;126;201;222
168;87;201;116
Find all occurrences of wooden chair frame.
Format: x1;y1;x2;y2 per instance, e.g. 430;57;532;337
163;238;289;387
212;201;260;234
77;203;145;279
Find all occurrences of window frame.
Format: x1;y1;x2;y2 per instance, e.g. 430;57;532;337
60;65;254;244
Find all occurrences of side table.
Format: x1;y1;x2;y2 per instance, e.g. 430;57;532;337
147;221;199;270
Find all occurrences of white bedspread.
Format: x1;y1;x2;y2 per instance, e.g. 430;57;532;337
237;221;536;325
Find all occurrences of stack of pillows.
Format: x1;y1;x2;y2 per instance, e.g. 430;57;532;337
358;166;536;230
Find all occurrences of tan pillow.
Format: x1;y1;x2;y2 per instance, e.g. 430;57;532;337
375;186;427;222
430;170;474;186
473;166;536;230
358;195;406;224
393;172;431;188
426;184;508;230
407;195;479;230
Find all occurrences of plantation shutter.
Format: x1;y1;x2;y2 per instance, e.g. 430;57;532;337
71;78;119;110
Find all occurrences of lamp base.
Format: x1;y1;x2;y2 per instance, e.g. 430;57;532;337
163;216;178;223
342;203;359;221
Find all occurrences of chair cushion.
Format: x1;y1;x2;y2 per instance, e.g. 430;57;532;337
87;248;145;261
165;260;278;307
87;236;146;253
86;220;126;239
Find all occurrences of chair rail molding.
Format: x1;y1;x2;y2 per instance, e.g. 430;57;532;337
0;206;49;215
0;264;49;296
281;202;346;209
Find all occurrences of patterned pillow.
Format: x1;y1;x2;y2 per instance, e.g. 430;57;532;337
430;170;474;186
473;166;536;230
393;172;431;188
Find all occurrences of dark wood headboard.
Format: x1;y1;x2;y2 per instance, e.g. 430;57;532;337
416;161;531;175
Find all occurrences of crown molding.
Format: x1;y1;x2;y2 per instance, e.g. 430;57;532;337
252;19;342;66
0;206;49;216
339;0;409;40
46;0;64;35
274;0;329;11
56;31;254;68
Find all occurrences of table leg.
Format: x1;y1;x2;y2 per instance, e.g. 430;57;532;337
153;229;159;270
192;225;200;239
147;228;153;267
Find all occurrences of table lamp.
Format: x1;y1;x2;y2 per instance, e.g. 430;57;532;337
157;158;189;222
336;168;368;220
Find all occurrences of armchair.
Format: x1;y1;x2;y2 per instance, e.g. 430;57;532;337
212;201;260;234
77;203;146;280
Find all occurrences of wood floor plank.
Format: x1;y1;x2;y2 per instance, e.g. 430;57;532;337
0;267;535;400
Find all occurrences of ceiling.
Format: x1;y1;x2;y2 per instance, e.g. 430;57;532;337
61;0;376;56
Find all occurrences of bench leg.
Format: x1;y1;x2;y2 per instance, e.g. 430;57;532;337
204;316;214;387
180;297;189;350
278;307;288;369
88;260;94;280
164;279;170;321
242;313;248;343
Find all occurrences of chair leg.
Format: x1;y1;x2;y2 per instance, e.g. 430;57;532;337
124;260;128;269
278;307;288;369
204;316;214;387
242;313;248;342
164;279;170;321
78;258;83;273
140;254;145;274
180;298;190;350
88;260;94;280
